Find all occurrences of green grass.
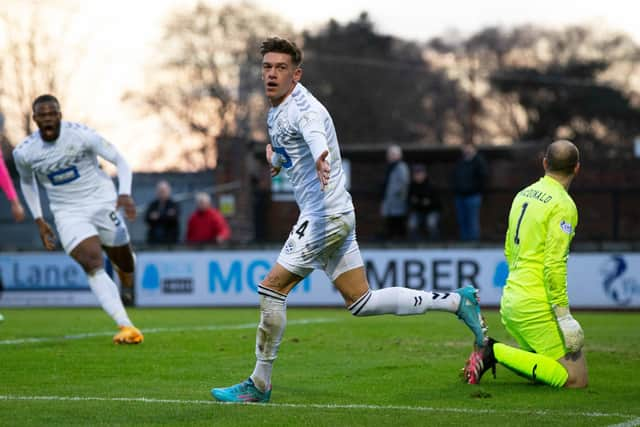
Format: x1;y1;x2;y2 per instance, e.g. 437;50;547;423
0;308;638;426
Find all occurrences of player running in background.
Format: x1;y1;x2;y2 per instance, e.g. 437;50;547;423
0;151;25;223
464;140;588;388
13;94;143;344
0;151;25;322
211;37;487;403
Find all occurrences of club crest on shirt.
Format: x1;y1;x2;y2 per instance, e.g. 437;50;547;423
560;220;573;235
65;145;80;156
284;238;295;254
277;117;288;131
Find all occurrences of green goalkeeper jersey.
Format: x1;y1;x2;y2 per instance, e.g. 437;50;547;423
503;175;578;308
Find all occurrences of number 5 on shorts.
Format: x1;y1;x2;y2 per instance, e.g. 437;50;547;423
109;211;122;226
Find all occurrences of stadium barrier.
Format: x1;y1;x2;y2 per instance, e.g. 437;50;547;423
1;249;638;309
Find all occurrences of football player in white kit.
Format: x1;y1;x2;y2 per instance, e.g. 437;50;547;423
211;38;487;403
13;95;143;344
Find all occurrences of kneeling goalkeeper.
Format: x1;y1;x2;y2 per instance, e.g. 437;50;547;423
465;140;588;388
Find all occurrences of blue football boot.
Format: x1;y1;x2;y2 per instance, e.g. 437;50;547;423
455;285;488;347
211;378;271;403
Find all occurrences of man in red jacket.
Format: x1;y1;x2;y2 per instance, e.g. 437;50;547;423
186;192;231;244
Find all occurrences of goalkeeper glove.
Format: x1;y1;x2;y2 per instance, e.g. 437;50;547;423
553;305;584;353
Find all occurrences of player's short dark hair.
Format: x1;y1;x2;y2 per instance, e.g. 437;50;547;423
260;37;302;66
32;94;60;113
545;140;580;175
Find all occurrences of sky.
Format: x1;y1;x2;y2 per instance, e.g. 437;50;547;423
3;0;640;170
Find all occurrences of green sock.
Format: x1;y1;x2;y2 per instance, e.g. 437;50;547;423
493;343;568;387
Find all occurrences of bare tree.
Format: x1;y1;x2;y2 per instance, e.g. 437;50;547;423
0;7;80;149
426;24;640;146
125;2;293;170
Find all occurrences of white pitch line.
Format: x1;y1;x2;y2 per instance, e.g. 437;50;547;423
0;395;636;420
0;318;336;345
607;418;640;427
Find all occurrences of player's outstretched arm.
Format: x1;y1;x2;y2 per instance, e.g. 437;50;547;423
14;152;44;226
297;110;331;190
1;153;25;222
116;194;136;221
315;150;330;191
87;131;134;216
0;156;24;222
94;143;135;220
35;217;56;251
10;199;25;222
265;144;282;177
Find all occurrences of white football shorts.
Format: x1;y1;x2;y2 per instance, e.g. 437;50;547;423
276;211;364;281
54;202;130;253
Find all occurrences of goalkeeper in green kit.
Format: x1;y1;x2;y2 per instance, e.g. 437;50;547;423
464;140;588;388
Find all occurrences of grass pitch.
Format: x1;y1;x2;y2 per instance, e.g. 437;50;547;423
0;308;638;426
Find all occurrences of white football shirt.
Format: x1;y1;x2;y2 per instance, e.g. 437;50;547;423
13;121;131;217
268;83;353;217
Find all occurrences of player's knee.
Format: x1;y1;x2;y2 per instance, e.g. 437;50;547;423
76;252;104;273
565;374;588;388
109;248;135;273
113;257;135;274
258;284;287;310
565;369;588;388
561;352;588;388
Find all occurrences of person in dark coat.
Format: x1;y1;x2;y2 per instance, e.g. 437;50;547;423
381;145;410;240
145;180;180;244
452;143;488;241
408;164;441;241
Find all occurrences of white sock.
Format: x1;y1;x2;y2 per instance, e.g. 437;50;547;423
349;287;460;316
250;285;287;392
87;269;133;327
251;360;273;391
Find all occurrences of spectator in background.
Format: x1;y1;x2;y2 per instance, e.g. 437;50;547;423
186;192;231;244
144;180;180;244
408;164;441;241
381;144;410;240
453;143;488;241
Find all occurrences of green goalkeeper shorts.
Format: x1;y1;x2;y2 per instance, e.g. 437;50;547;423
500;294;567;361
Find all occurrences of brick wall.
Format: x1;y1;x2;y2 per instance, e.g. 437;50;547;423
254;142;640;243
